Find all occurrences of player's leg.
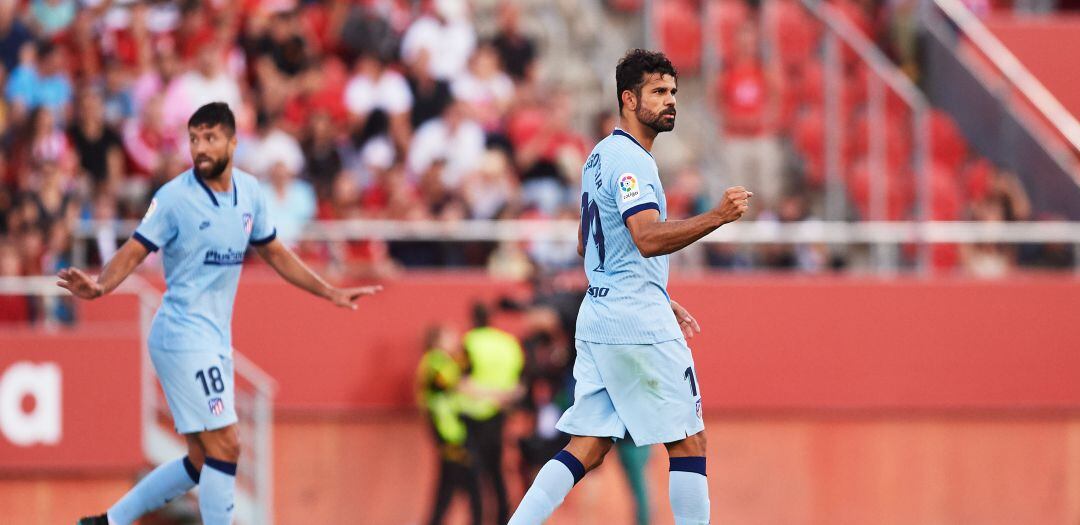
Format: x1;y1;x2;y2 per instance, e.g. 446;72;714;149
191;353;240;525
94;354;214;525
664;431;710;525
591;339;709;524
510;340;625;525
508;435;613;525
196;424;241;525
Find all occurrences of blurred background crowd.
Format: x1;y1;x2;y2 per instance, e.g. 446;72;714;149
0;0;1075;325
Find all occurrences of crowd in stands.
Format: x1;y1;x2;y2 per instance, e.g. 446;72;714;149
0;0;1074;324
653;0;1075;273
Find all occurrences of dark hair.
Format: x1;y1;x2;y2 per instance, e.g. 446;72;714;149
615;49;678;111
188;102;236;136
472;302;489;328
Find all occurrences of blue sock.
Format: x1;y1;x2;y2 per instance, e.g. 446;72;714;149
508;450;586;525
107;456;200;525
669;456;710;525
199;456;237;525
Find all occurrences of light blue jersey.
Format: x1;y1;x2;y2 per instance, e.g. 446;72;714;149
575;129;682;345
133;169;276;354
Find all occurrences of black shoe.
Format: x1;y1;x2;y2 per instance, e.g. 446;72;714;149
76;514;108;525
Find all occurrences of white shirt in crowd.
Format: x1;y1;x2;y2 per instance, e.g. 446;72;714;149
400;15;476;81
344;69;414;117
408;116;485;188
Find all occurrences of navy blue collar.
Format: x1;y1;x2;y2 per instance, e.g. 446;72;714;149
612;128;652;158
193;171;238;207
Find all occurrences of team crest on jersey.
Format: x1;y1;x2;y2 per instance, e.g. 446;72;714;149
142;199;158;223
242;213;253;234
619;173;640;202
209;398;225;416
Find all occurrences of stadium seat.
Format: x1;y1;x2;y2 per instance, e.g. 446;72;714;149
764;0;820;69
846;160;914;220
657;0;703;74
708;0;751;66
929;110;969;174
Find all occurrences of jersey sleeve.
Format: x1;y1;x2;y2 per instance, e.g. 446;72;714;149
611;156;661;224
132;192;177;252
249;181;277;246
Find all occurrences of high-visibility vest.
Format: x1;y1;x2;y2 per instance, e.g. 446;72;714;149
459;326;524;420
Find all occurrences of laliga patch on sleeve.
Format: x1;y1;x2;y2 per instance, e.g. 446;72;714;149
618;173;641;203
142;198;158;222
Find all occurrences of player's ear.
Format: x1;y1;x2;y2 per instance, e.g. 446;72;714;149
621;89;637;112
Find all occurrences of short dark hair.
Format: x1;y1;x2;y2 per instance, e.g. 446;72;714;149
615;49;678;111
188;102;236;136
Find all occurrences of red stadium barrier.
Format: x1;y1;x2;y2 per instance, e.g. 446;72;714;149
0;325;142;472
224;270;1080;413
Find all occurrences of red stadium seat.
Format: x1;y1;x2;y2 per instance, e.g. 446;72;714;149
708;0;751;66
792;108;826;187
929;110;968;174
962;157;994;203
846;161;914;220
765;0;820;69
657;0;703;74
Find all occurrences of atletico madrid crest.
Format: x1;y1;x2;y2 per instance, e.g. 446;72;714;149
209;398;225;416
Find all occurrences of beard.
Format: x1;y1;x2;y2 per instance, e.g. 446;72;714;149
637;105;676;133
193;155;230;180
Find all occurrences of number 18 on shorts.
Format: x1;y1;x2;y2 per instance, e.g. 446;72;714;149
149;350;238;434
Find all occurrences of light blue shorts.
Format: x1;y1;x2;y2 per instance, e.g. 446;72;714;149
149;349;238;434
556;338;705;446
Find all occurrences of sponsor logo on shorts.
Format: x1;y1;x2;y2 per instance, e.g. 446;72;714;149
619;173;640;202
209;398;225;416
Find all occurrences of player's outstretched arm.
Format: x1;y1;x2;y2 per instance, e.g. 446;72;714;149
253;238;382;309
626;186;752;258
57;238;151;300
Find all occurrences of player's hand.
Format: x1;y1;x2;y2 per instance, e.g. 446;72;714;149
56;267;105;300
715;186;753;224
328;285;383;310
671;300;700;339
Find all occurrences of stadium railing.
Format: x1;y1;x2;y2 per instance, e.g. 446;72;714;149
71;219;1080;274
0;275;276;525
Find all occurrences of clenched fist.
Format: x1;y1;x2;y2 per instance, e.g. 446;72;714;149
714;186;754;224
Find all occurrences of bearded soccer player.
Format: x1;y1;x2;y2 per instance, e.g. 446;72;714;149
62;102;381;525
508;50;752;525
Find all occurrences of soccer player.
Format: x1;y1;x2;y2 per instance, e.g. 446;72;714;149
508;50;752;525
62;102;381;525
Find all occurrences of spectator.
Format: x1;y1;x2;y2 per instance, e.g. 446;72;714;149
261;160;317;246
452;43;515;132
0;2;34;74
401;0;476;82
458;303;524;525
507;91;588;215
69;89;124;193
29;0;76;39
717;24;784;213
237;112;305;179
463;149;520;220
408;99;486;188
344;53;414;153
6;41;73;126
123;94;182;181
417;324;482;525
491;2;537;83
302;111;345;201
162;42;243;132
0;239;32;323
405;48;454;130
